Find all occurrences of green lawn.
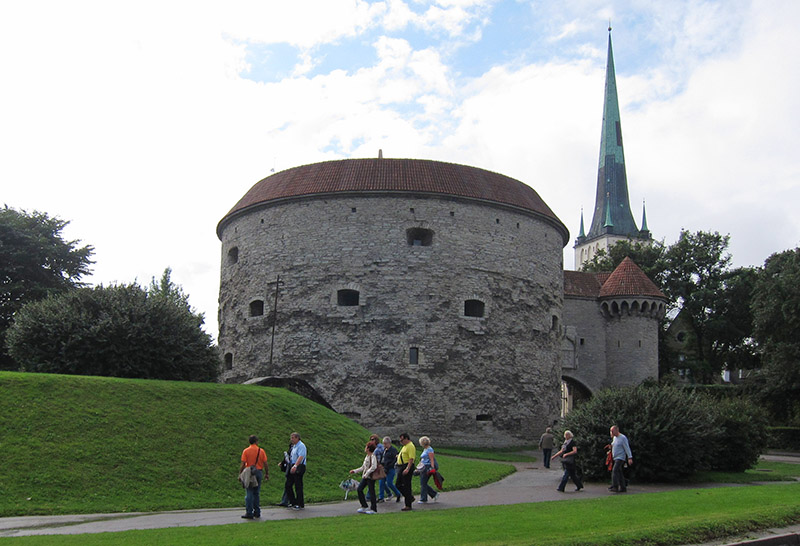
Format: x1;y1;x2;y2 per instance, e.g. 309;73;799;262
691;459;800;483
0;372;513;516
437;445;537;462
3;483;799;545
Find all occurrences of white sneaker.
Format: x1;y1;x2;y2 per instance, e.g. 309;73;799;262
365;509;376;514
432;494;439;503
357;507;366;513
416;500;427;504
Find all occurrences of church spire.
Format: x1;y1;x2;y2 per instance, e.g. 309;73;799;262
578;208;586;238
584;28;641;241
640;199;649;233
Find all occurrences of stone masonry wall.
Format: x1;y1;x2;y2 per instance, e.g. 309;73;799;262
603;302;661;388
562;297;607;394
218;193;565;447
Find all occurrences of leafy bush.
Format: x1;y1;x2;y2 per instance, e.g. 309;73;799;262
560;384;769;482
767;427;800;451
6;280;219;381
560;384;718;482
707;398;769;472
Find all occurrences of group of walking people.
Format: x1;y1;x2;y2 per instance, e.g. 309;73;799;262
349;433;440;514
239;425;632;519
538;424;633;493
239;431;441;519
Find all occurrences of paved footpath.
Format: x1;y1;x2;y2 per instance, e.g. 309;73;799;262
1;455;797;543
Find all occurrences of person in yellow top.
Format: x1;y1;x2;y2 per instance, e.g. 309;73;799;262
396;432;416;511
239;435;268;519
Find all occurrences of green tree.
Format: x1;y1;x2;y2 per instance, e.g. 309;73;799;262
580;238;667;284
750;248;800;424
0;206;94;369
6;272;219;382
661;231;754;383
580;231;757;383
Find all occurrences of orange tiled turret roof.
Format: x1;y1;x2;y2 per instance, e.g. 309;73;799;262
564;258;665;299
598;257;665;299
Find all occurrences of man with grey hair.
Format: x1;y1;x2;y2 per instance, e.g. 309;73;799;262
284;432;307;509
538;427;555;469
609;425;633;493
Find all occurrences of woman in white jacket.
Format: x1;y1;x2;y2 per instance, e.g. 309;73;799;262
349;442;379;514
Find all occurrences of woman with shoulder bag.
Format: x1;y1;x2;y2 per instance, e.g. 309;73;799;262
417;436;439;504
349;442;379;514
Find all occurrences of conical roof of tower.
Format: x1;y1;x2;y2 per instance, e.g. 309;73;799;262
583;30;642;242
598;257;666;299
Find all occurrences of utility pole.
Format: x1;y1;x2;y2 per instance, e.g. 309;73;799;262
268;275;281;368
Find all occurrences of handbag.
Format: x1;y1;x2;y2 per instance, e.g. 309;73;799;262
372;463;386;480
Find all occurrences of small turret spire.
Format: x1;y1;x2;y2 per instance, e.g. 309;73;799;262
578;208;586;238
641;199;649;232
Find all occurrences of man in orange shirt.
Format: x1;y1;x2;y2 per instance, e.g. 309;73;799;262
239;435;268;519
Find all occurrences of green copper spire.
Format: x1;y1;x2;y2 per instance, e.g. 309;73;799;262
641;199;649;232
578;208;586;238
585;28;641;240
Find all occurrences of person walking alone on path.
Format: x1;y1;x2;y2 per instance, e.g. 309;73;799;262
538;427;555;469
551;430;583;492
284;432;307;510
396;432;416;511
350;442;379;514
239;435;268;519
609;425;633;493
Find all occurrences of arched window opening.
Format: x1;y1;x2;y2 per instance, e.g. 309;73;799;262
464;299;485;318
249;300;265;317
406;227;433;247
224;353;233;370
337;289;360;306
227;247;239;265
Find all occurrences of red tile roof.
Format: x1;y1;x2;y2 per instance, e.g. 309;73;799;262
565;258;665;299
218;158;568;240
563;271;602;298
598;257;666;299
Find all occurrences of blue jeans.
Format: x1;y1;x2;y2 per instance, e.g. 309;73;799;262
420;465;438;501
557;463;582;491
245;469;263;516
380;467;402;498
542;448;552;468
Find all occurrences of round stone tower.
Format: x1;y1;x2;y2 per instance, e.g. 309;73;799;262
217;157;570;446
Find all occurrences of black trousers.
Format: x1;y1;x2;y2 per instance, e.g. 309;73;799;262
396;468;414;507
284;464;306;507
357;477;377;511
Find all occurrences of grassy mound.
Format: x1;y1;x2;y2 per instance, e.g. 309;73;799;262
0;372;514;516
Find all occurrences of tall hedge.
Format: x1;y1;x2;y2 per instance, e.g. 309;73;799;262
559;384;767;482
6;283;219;381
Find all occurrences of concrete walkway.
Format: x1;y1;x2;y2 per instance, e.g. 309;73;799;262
1;455;797;541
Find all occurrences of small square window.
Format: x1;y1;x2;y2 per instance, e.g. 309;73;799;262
409;347;419;365
464;299;485;318
337;289;360;306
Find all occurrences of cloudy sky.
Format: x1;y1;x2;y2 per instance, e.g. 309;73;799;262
2;0;798;339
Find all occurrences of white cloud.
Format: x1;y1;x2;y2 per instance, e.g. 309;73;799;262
1;0;798;341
